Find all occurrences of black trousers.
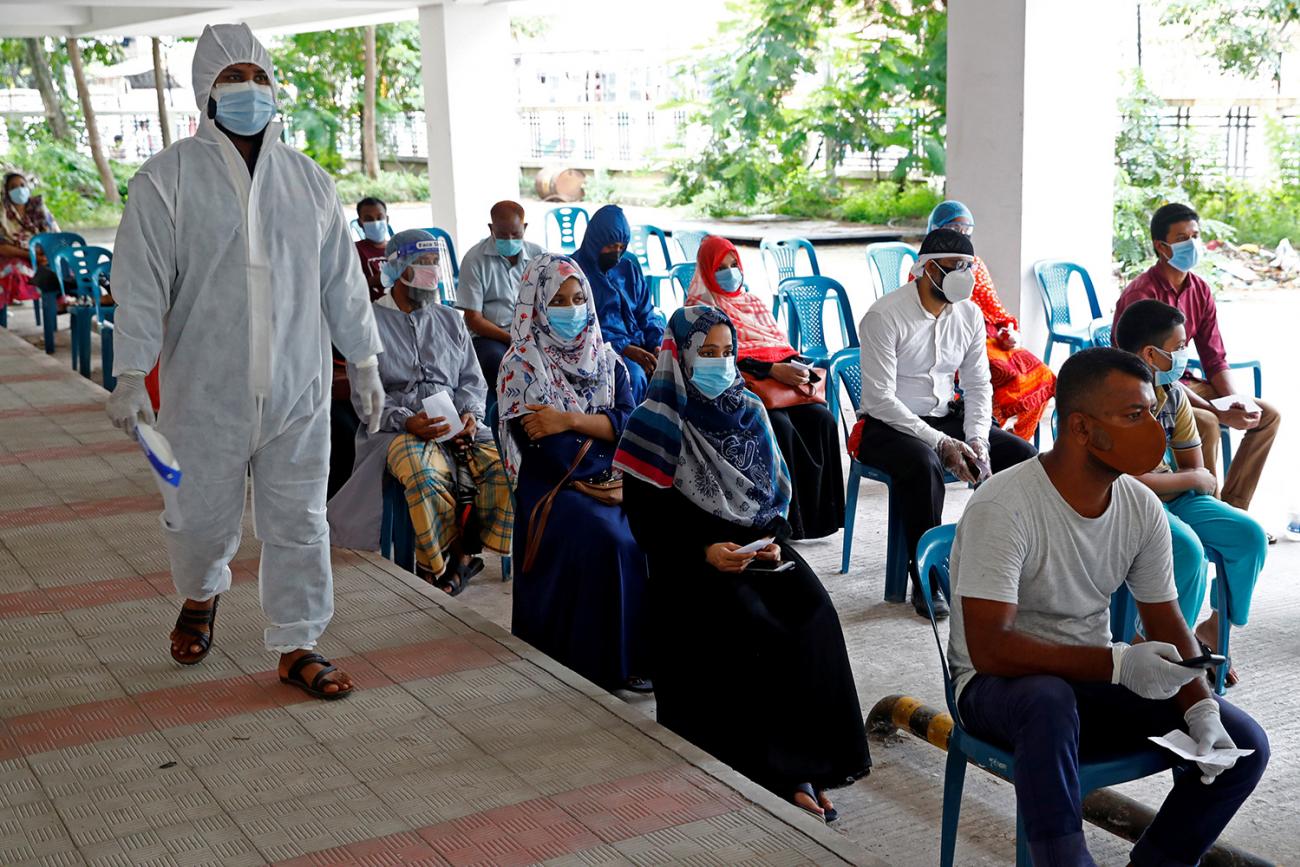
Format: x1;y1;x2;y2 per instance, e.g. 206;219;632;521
855;405;1036;580
472;335;509;396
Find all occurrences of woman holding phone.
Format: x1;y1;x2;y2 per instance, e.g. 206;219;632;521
615;306;870;822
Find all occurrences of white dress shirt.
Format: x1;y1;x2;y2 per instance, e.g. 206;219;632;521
857;282;992;449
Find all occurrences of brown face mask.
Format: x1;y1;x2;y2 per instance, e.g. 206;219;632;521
1085;411;1167;476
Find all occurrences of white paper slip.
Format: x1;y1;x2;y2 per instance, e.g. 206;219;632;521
1209;395;1260;414
735;537;775;555
1148;730;1255;767
420;391;465;442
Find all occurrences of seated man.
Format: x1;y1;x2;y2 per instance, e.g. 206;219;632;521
1114;203;1279;528
329;230;513;596
948;347;1268;867
573;204;662;402
455;200;543;393
354;196;390;301
1114;300;1267;685
855;228;1036;618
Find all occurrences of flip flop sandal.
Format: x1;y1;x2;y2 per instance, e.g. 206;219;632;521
170;596;219;666
792;782;826;823
623;676;655;693
434;556;483;597
279;652;352;701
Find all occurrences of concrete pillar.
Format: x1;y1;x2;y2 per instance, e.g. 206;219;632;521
946;0;1120;347
419;3;520;253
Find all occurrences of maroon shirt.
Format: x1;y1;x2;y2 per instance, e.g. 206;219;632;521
1114;265;1229;379
354;239;388;302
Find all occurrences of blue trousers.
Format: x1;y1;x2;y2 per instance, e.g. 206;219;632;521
1165;491;1268;629
959;674;1268;867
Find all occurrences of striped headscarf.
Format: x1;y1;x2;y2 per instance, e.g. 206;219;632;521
614;305;791;529
497;252;619;481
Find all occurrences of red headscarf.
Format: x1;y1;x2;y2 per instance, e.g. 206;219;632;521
686;235;796;364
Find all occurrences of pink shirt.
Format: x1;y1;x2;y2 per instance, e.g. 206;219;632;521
1114;266;1228;378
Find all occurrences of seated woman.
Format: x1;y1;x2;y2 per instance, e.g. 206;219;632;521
0;172;63;311
328;229;512;596
686;236;843;539
497;252;650;693
615;306;870;822
928;201;1055;441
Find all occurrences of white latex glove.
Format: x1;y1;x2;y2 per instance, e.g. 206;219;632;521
104;370;155;437
353;356;385;435
1185;698;1236;785
966;437;992;483
1111;641;1200;700
936;435;978;485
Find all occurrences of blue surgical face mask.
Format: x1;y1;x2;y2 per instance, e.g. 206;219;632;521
548;304;588;340
213;82;276;136
1153;346;1190;386
495;237;524;258
362;220;388;244
8;185;30;206
714;267;743;293
690;356;736;399
1165;238;1203;273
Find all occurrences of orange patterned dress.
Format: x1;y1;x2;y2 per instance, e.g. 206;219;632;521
972;257;1055;440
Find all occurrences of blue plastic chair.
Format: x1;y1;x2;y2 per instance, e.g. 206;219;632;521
89;258;116;391
671;229;708;262
29;231;86;337
915;525;1174;867
667;263;695;307
50;246;111;379
1032;260;1105;365
1088;319;1112;351
629;224;676;306
1110;546;1232;696
775;276;856;367
865;242;918;298
545;207;589;254
1186;358;1263;475
760;237;821;317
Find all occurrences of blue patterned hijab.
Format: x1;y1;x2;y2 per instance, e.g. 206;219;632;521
615;306;791;528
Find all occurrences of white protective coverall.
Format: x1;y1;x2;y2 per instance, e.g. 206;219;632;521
111;24;382;651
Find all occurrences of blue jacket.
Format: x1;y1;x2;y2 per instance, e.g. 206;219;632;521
573;205;664;355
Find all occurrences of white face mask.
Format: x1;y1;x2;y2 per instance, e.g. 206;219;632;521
922;259;976;304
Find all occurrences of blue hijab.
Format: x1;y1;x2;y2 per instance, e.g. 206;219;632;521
615;306;791;529
573;205;653;352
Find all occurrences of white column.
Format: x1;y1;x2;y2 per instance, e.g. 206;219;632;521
419;2;519;253
946;0;1120;349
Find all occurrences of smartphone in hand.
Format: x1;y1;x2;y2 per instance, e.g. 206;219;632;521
1176;654;1228;670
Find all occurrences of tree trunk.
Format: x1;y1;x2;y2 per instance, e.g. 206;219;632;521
24;38;73;143
66;38;121;205
151;37;172;148
362;25;380;179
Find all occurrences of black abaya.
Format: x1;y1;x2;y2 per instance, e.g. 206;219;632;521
767;402;845;540
623;476;870;798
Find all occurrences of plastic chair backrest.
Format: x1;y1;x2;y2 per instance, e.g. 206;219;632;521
50;246;111;297
759;237;820;295
420;227;460;283
672;229;709;262
865;242;919;297
916;524;960;718
89;259;113;310
1089;320;1112;348
825;348;862;438
629;224;673;273
546;206;589;253
668;263;696;304
1033;260;1102;331
29;232;86;271
778;275;857;357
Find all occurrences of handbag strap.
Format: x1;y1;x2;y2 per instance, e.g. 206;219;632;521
523;438;593;573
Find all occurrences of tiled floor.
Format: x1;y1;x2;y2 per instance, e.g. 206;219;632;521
0;329;879;867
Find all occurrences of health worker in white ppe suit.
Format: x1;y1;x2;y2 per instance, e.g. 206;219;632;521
106;23;384;701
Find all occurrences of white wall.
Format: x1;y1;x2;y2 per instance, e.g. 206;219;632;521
947;0;1120;351
419;3;521;253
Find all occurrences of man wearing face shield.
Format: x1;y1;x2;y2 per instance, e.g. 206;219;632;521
106;23;384;700
854;229;1037;619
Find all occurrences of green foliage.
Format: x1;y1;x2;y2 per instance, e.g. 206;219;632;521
1199;181;1300;249
333;168;430;205
839;181;941;224
1162;0;1298;88
271;23;423;168
2;127;132;227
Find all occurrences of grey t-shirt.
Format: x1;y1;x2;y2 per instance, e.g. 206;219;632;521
946;458;1177;699
455;236;544;328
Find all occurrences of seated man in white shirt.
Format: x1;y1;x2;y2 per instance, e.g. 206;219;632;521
947;347;1268;867
856;229;1036;618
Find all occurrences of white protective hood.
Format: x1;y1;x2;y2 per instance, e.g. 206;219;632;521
190;23;279;111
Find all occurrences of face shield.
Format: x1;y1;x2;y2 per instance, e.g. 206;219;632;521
382;235;453;305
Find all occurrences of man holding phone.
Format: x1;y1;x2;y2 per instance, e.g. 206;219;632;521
948;348;1268;867
855;229;1037;618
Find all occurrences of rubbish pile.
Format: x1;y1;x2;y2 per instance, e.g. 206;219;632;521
1207;238;1300;291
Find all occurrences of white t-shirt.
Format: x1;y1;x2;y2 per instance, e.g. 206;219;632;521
946;458;1177;699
